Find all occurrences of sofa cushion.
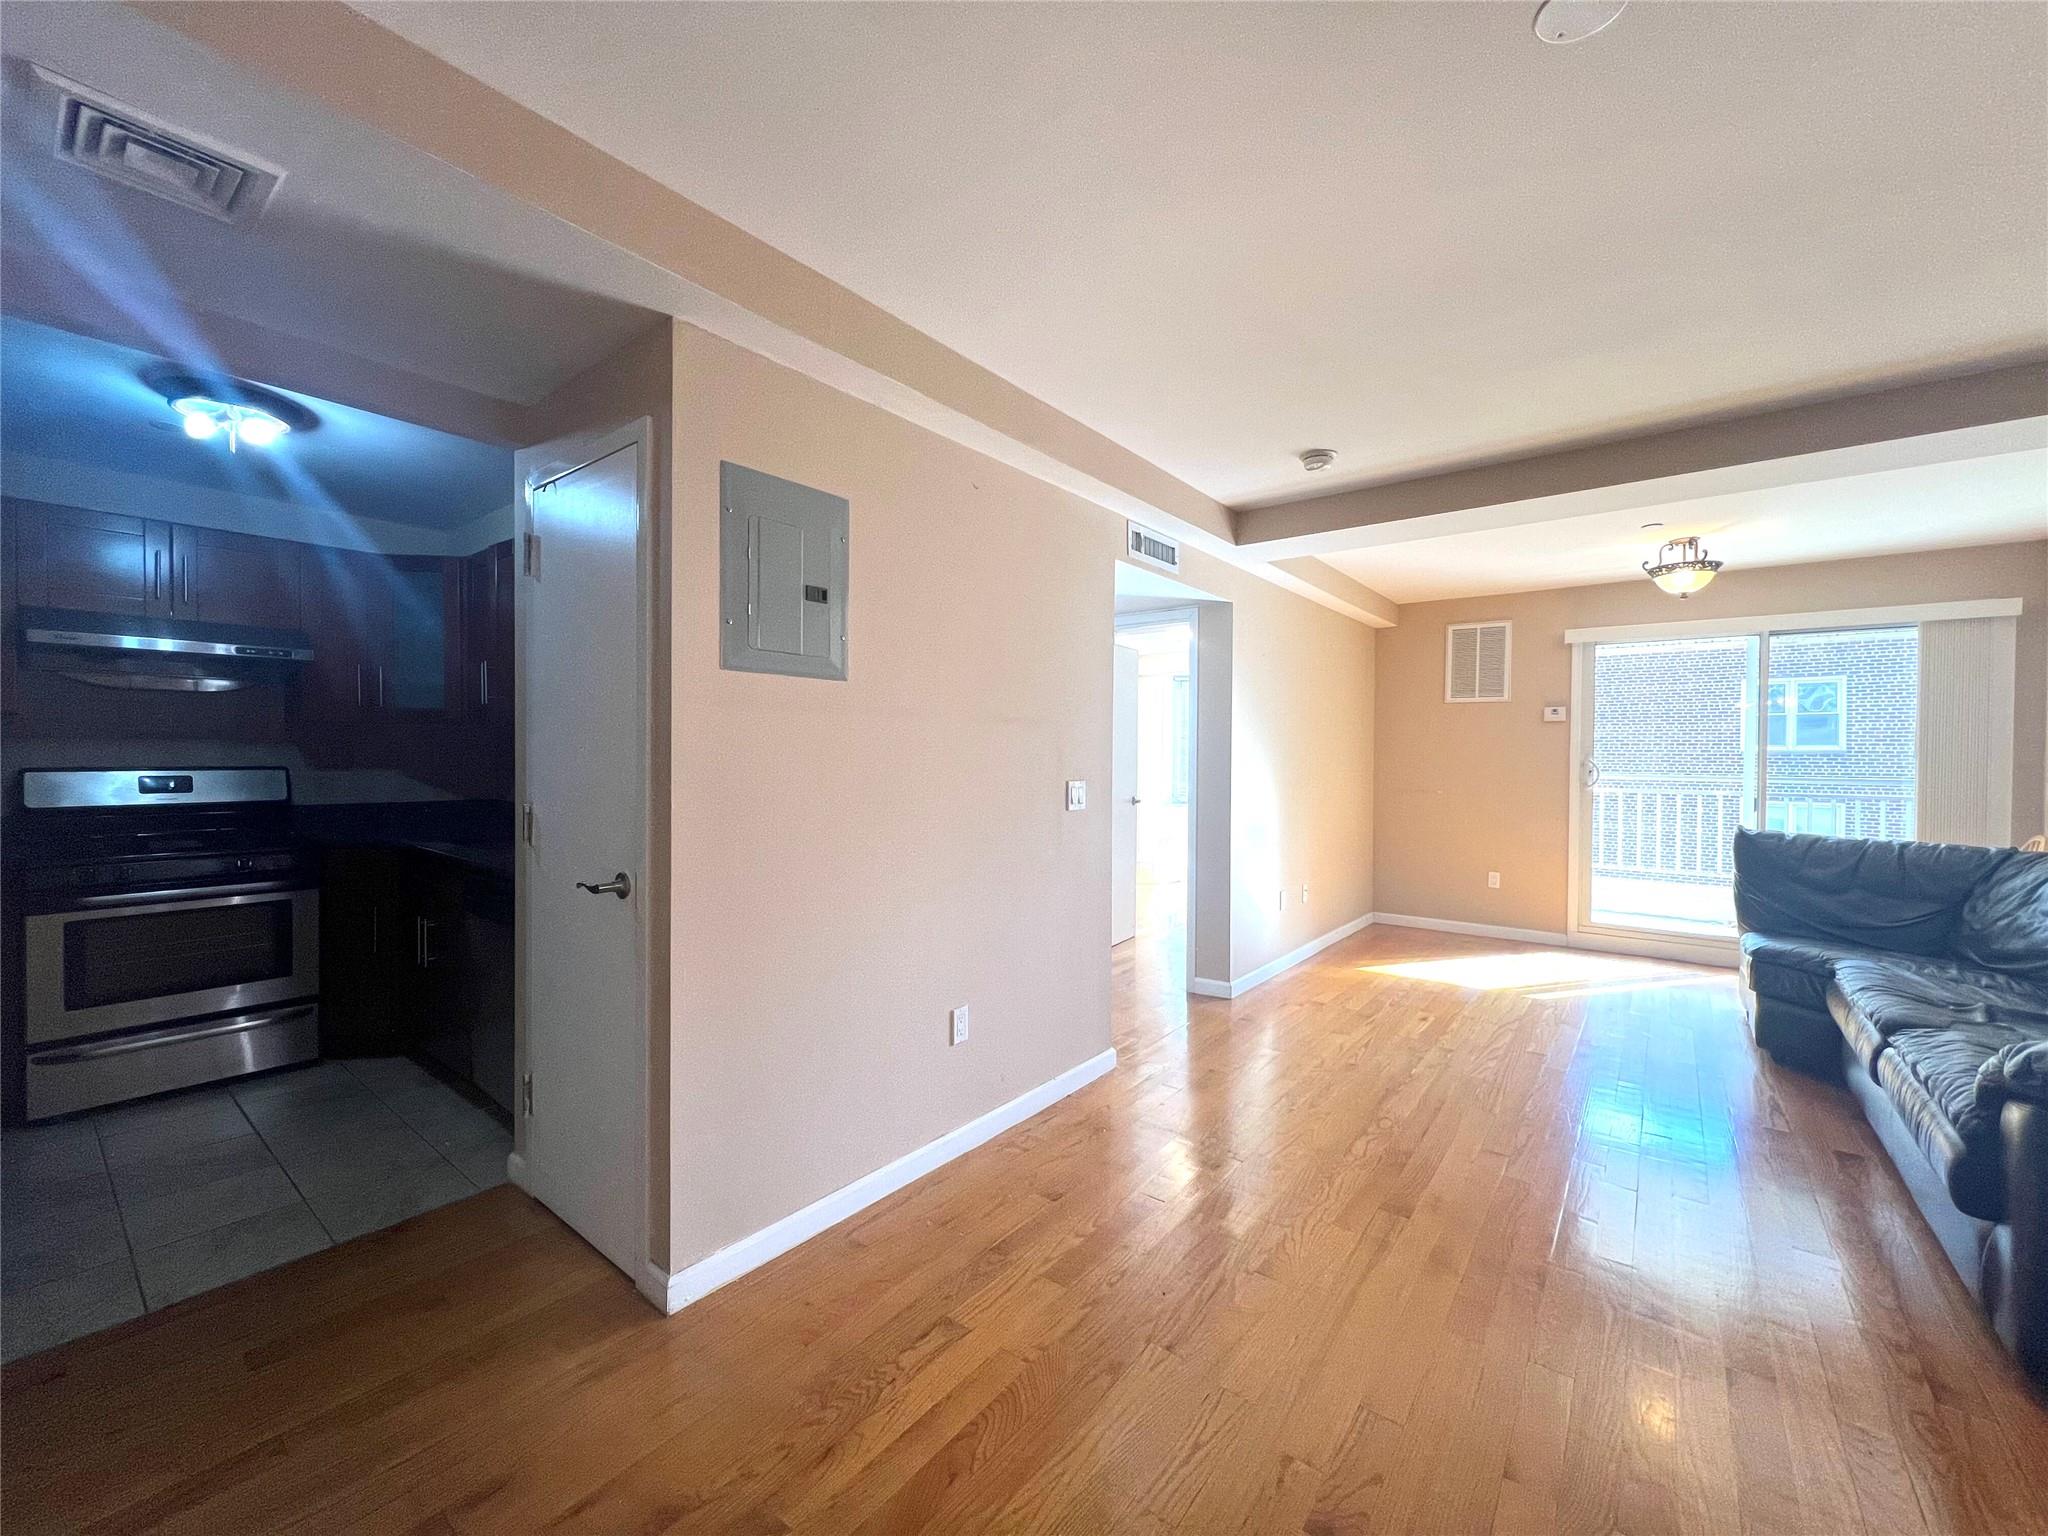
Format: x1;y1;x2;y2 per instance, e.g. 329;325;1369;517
1952;850;2048;987
1876;1022;2040;1220
1826;955;2048;1082
1739;932;1881;1013
1732;830;2010;956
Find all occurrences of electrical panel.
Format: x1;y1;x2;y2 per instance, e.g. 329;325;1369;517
719;462;848;680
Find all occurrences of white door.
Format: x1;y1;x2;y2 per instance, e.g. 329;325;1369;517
514;424;647;1280
1111;642;1139;945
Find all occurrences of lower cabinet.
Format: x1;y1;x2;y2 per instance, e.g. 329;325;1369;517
319;847;513;1112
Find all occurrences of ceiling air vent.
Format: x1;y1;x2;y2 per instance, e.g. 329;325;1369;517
1445;621;1511;703
1126;522;1180;574
39;67;280;224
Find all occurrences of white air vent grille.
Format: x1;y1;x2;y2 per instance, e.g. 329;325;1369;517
1127;522;1180;573
40;68;279;224
1446;621;1511;702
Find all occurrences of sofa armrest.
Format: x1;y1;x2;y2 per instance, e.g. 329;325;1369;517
1978;1039;2048;1109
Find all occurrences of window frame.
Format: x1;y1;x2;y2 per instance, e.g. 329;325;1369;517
1765;674;1847;752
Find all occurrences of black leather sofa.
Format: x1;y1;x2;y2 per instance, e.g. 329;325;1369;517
1733;829;2048;1387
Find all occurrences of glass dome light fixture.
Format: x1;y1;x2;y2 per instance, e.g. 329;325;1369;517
171;396;291;453
145;364;317;455
1643;535;1723;598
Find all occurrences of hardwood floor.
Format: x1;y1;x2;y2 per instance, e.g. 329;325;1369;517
6;925;2046;1534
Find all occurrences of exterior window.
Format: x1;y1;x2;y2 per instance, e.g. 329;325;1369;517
1766;800;1845;836
1766;677;1845;750
1170;676;1191;806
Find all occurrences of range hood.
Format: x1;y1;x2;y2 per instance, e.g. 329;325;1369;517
20;607;314;692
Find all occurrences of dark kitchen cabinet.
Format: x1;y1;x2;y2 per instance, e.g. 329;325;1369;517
317;846;513;1114
10;503;302;629
463;540;514;726
299;550;460;718
169;525;303;629
10;501;171;617
300;548;381;719
317;847;409;1056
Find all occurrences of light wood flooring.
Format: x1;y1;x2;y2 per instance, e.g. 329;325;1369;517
5;925;2046;1533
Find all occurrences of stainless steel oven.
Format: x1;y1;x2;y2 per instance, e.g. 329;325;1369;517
25;885;319;1045
13;767;321;1120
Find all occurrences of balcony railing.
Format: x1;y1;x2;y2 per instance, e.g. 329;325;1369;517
1591;773;1915;882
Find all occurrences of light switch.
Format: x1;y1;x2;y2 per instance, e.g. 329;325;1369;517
1066;780;1087;811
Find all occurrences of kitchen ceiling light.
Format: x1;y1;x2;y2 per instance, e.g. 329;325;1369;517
1643;535;1723;598
146;364;316;455
170;396;291;453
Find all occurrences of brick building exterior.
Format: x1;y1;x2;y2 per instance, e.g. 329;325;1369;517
1590;628;1918;886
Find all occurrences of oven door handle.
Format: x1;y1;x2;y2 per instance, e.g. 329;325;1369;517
68;881;310;909
30;1005;318;1063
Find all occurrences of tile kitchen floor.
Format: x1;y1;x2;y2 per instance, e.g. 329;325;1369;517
1;1057;513;1363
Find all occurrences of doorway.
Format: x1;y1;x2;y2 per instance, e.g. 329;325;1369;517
511;422;654;1287
1572;624;1921;949
1113;619;1194;962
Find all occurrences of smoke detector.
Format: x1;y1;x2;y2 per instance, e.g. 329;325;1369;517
1298;449;1337;473
29;63;282;224
1533;1;1628;45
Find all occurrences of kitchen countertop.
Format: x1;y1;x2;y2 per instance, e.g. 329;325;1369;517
294;799;514;882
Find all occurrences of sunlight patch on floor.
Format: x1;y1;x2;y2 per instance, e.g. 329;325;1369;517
1362;949;1712;997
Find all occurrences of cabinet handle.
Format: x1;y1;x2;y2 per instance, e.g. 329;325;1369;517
377;667;386;708
480;659;490;707
355;664;364;708
152;550;163;602
416;916;439;967
179;556;190;607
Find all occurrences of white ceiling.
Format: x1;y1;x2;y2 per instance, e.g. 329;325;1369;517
357;1;2047;506
1318;449;2048;604
0;4;660;409
0;316;512;529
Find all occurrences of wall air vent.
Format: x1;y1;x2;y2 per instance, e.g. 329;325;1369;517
1445;620;1511;703
38;66;280;224
1126;522;1181;574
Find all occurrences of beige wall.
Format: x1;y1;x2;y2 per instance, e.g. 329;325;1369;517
662;326;1375;1268
1375;541;2048;935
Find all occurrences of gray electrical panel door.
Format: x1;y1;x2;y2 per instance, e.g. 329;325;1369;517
719;462;848;680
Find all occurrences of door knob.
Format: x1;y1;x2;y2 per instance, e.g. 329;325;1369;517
1130;796;1142;805
576;872;632;899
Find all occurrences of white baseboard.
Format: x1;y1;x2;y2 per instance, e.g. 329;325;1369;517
1188;911;1377;1000
1372;911;1736;969
1371;912;1571;946
642;1046;1118;1315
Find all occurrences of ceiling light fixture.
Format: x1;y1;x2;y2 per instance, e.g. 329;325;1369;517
1534;0;1628;45
144;364;316;454
1299;448;1337;473
1643;535;1723;599
170;396;290;453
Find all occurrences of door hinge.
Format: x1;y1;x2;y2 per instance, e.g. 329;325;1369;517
521;803;537;845
521;1073;533;1116
523;530;541;578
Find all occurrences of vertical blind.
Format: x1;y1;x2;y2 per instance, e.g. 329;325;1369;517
1917;616;2017;847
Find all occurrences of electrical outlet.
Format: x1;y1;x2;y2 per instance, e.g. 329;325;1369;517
1065;780;1086;811
950;1005;970;1046
1487;871;1501;889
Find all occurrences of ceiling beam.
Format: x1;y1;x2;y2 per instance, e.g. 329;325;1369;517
1236;360;2048;559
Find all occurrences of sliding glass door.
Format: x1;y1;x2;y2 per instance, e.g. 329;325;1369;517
1578;624;1920;944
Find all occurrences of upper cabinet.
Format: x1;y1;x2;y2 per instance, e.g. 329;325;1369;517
9;502;303;630
463;541;515;728
298;547;461;718
11;502;170;618
169;526;303;629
